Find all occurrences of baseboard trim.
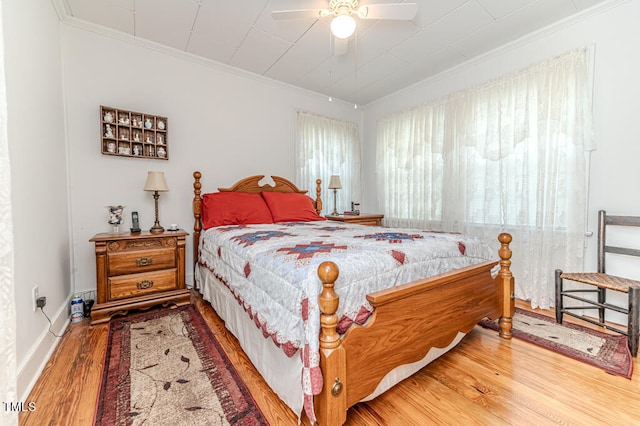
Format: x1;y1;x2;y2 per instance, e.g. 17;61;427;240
16;294;71;401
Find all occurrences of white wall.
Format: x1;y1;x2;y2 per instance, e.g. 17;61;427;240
4;0;70;399
61;24;362;294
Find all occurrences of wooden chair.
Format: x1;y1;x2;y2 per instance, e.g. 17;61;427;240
555;210;640;357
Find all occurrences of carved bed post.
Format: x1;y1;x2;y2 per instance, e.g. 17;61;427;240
315;179;323;215
497;233;514;339
193;171;202;290
315;261;347;426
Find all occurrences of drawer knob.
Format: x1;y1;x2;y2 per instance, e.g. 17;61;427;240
136;280;154;289
136;257;153;267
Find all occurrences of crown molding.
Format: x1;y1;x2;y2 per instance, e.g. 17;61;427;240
50;0;71;20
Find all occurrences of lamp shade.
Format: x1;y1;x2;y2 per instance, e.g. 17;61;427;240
328;175;342;189
143;171;169;192
330;14;356;39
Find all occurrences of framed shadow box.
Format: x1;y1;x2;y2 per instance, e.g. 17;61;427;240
100;105;168;160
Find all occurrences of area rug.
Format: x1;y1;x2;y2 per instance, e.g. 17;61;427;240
94;305;269;425
478;308;633;379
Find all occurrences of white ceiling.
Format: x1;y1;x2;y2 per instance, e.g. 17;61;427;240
60;0;607;105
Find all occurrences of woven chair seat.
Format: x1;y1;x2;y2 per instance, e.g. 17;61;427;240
560;272;640;293
556;211;640;357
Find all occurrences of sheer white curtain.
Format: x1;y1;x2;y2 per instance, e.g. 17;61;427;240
296;110;361;215
377;49;594;308
0;1;18;424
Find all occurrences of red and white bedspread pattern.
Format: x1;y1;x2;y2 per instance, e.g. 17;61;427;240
197;221;495;421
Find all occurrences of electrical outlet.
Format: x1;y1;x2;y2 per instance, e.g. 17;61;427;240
32;286;39;312
36;296;46;309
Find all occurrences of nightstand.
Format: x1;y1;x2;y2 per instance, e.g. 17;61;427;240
89;230;191;324
325;213;384;226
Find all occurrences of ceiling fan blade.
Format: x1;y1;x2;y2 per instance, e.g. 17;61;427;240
334;37;348;56
271;9;325;19
357;3;418;20
270;0;329;19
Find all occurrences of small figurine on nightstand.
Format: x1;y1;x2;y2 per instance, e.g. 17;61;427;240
107;205;125;233
104;124;114;138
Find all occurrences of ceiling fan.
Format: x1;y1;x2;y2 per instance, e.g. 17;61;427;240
271;0;419;40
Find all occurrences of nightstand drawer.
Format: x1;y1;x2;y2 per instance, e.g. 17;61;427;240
108;269;177;300
353;219;382;226
108;248;176;275
325;213;384;226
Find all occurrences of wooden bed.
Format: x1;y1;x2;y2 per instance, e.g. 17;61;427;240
192;171;515;426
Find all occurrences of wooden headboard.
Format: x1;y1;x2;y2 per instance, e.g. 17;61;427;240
192;171;323;270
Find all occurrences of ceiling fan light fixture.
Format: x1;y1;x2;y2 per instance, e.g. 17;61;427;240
330;14;356;39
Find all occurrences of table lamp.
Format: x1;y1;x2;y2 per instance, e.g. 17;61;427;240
143;171;169;234
328;175;342;216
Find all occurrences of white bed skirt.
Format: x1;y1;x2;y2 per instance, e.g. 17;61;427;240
196;264;466;420
196;264;306;417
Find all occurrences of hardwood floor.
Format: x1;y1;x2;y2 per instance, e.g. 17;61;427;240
20;292;640;425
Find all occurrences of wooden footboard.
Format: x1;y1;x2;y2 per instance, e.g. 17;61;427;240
315;233;514;426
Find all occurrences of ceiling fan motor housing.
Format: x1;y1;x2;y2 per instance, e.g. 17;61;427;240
329;0;359;15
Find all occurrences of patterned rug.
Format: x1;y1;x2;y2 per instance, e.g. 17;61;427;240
479;308;633;379
94;305;269;425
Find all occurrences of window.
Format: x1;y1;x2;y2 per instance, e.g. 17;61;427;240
296;111;361;215
377;49;594;308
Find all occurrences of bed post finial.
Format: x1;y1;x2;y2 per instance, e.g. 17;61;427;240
498;232;514;339
315;179;323;215
316;261;347;426
318;261;340;348
193;171;202;289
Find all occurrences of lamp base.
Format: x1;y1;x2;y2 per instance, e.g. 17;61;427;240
149;224;164;234
150;191;164;234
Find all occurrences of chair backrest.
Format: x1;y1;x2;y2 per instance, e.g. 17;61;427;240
598;210;640;273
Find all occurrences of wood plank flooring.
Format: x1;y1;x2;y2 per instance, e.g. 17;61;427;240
20;292;640;425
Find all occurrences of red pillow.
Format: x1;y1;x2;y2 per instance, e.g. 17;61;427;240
201;192;273;229
261;191;326;223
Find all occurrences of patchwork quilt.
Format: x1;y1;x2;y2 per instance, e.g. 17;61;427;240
197;221;496;420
